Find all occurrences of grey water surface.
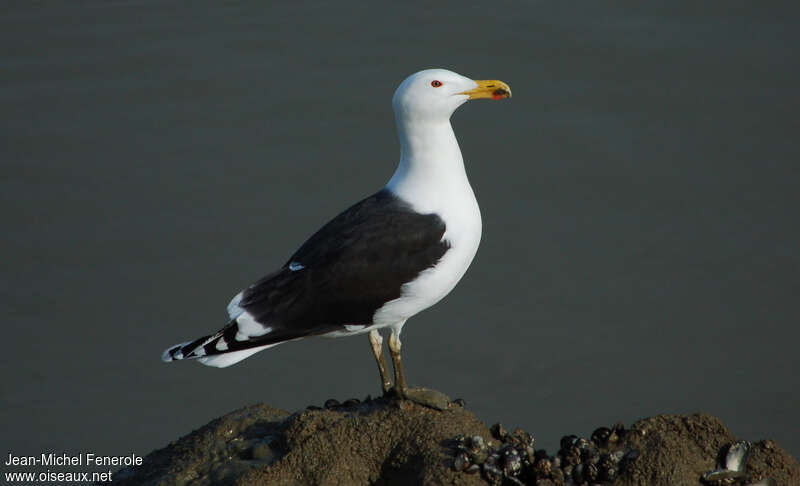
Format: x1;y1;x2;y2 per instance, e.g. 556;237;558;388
2;0;798;464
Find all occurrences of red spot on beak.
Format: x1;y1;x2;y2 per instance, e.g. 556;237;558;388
491;88;510;100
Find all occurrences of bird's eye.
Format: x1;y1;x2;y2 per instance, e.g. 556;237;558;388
431;80;442;87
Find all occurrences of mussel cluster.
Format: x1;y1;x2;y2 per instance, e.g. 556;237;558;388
305;397;369;410
452;423;640;486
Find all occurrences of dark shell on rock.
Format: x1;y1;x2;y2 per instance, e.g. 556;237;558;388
482;463;503;485
501;447;522;475
591;427;612;447
491;422;507;441
582;444;600;463
510;427;534;445
470;435;487;452
585;461;599;481
550;466;565;484
575;437;591;451
563;448;581;466
601;466;618;482
572;463;585;483
505;476;525;486
453;452;469;472
610;449;626;463
533;457;552;476
560;434;579;451
465;435;489;464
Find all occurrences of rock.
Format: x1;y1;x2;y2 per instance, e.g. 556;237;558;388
614;414;800;486
245;397;488;486
747;439;800;485
613;413;735;485
107;403;288;486
103;402;799;486
105;397;489;486
403;386;452;411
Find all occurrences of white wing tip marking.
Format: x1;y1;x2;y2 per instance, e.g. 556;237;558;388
235;311;274;340
227;291;245;320
162;341;190;362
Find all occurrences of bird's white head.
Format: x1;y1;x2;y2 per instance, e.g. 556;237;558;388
392;69;511;124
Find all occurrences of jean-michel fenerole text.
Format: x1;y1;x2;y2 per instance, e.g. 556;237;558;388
5;451;143;467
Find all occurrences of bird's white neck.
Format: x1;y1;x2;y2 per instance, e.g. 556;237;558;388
385;118;474;214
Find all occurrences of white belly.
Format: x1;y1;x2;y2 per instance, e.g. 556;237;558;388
372;191;482;327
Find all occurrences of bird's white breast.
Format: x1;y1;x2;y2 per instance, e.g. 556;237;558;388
372;181;482;327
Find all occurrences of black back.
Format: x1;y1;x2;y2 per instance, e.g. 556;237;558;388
236;189;450;340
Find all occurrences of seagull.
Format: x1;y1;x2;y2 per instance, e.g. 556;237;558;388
163;69;511;406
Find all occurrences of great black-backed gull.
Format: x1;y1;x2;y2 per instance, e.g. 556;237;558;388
163;69;511;403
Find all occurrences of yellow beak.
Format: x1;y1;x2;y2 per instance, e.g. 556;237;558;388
460;79;512;100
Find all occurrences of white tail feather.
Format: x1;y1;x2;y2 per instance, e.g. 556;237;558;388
195;344;278;368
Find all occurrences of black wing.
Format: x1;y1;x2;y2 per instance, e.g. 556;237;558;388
238;189;450;338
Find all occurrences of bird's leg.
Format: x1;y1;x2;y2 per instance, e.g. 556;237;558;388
388;330;409;399
387;327;452;411
368;330;392;395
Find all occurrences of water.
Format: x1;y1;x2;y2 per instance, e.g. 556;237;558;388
2;0;798;464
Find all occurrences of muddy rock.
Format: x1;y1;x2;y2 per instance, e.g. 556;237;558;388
615;413;799;486
106;397;489;486
104;401;798;486
107;403;289;486
615;413;735;485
